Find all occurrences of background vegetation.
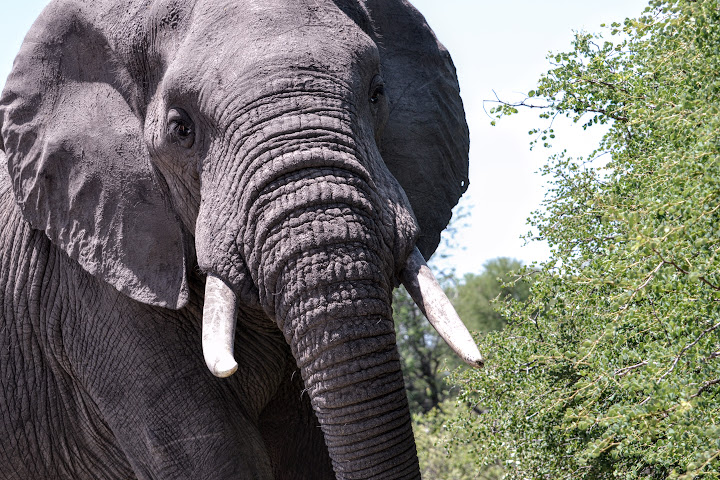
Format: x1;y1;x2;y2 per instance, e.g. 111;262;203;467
401;1;720;478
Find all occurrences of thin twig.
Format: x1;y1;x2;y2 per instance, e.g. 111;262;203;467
654;250;720;291
615;361;648;378
636;261;665;291
693;448;720;475
581;77;632;94
691;378;720;399
619;261;665;312
658;321;720;382
530;309;545;342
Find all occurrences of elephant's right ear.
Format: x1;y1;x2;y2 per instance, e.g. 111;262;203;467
0;5;189;309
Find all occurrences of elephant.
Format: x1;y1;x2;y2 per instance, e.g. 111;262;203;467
0;0;480;478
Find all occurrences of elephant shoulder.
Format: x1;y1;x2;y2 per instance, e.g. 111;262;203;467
0;150;10;199
0;149;54;275
0;151;22;231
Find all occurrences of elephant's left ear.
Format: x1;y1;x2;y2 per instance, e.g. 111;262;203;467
361;0;470;260
0;5;188;309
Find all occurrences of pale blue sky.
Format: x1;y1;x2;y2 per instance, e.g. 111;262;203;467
1;1;649;275
409;0;648;274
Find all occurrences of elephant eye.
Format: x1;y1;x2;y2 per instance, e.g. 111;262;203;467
167;107;195;149
369;75;386;105
369;75;388;138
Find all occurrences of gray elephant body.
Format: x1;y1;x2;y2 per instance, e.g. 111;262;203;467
0;0;468;479
0;164;332;478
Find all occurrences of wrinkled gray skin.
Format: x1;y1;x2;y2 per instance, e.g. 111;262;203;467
0;0;468;478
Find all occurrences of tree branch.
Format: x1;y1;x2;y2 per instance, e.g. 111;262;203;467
615;361;648;378
654;250;720;291
691;378;720;399
658;321;720;382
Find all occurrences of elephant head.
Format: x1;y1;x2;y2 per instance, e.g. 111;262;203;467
0;0;478;477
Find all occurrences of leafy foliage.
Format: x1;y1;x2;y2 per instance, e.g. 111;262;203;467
414;400;502;480
453;1;720;478
454;258;530;333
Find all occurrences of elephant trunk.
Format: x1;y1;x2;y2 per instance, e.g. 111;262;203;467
268;241;419;479
244;145;419;477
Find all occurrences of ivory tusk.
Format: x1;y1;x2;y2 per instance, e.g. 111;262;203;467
400;247;484;368
202;275;239;378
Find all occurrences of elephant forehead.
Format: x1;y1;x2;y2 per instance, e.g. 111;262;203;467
194;0;362;32
181;0;378;79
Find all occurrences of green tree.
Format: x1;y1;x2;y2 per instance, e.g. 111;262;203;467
454;258;530;333
452;1;720;479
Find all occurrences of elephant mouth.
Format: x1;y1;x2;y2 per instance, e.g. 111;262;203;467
200;246;483;378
